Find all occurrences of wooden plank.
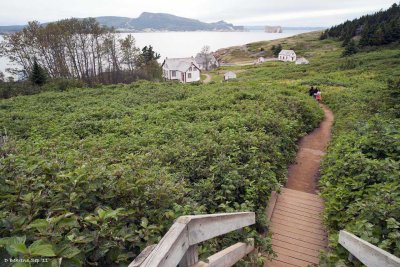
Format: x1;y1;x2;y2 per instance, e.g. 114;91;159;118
274;205;322;221
278;195;324;209
179;245;198;267
275;201;323;216
266;191;279;220
138;221;189;267
273;233;326;252
270;217;326;236
272;239;321;257
187;212;255;245
132;212;255;267
264;259;297;267
273;245;320;265
272;210;323;225
271;213;325;230
277;199;324;212
339;230;400;267
282;188;322;201
206;241;254;267
191;241;254;267
270;225;326;242
268;253;314;267
271;228;327;247
130;245;157;267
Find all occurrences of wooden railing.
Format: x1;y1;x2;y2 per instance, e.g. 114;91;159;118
129;212;255;267
339;230;400;267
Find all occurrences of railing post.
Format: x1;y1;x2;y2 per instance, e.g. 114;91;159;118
179;245;198;267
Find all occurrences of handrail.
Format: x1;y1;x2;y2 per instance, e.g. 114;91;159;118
129;212;255;267
339;230;400;267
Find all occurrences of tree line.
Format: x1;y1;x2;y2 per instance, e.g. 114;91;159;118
321;3;400;48
0;18;162;85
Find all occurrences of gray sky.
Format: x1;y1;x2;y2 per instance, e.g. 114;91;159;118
0;0;396;27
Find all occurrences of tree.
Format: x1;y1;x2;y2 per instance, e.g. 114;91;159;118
199;45;213;71
139;45;160;66
0;71;4;83
29;59;47;86
119;35;140;72
342;40;358;57
271;44;282;57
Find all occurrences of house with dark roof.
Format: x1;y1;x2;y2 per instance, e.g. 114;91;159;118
161;57;201;83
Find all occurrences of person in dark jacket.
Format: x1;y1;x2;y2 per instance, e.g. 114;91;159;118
309;86;316;97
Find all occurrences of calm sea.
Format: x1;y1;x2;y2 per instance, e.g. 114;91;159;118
0;30;311;77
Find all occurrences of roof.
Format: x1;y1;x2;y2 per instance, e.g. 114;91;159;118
162;57;200;72
224;71;236;77
195;53;217;65
279;50;296;56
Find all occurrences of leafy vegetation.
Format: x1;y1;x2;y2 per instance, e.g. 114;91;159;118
0;79;322;265
211;30;400;265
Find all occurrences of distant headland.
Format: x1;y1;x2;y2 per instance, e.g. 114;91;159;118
0;12;245;33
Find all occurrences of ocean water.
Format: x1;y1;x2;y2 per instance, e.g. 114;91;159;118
0;30;311;77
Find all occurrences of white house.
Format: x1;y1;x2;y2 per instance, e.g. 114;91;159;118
224;71;237;81
256;57;266;64
295;57;309;65
195;53;219;71
278;50;297;62
162;57;201;83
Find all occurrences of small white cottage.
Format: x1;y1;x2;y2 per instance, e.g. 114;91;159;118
295;57;309;65
278;50;297;62
224;71;237;81
162;57;201;83
256;57;266;64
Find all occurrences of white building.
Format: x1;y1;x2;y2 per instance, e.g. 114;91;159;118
224;71;237;81
278;50;297;62
295;57;309;65
195;53;219;71
256;57;266;64
162;57;201;83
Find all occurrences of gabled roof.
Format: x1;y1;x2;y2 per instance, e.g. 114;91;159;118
279;50;296;56
162;57;200;72
195;53;217;65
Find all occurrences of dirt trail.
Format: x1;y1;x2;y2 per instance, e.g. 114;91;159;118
203;73;212;84
285;104;334;193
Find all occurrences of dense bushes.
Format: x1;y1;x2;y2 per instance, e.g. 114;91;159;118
0;81;322;266
320;74;400;263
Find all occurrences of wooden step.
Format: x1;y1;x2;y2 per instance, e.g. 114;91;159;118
273;233;326;252
272;210;324;226
282;188;323;202
275;201;323;216
270;217;326;236
272;239;321;258
272;245;320;265
273;205;322;221
271;213;326;230
278;195;324;209
270;227;327;247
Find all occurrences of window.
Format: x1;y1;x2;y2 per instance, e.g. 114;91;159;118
172;71;176;77
188;73;192;79
189;67;192;71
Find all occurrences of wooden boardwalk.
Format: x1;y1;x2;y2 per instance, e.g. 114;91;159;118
265;188;328;267
266;105;333;267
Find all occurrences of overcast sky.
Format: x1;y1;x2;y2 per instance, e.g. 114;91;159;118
0;0;396;27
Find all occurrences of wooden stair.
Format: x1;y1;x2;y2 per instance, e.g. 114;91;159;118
265;188;328;267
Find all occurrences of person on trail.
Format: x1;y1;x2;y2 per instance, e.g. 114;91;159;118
315;89;322;102
309;86;315;97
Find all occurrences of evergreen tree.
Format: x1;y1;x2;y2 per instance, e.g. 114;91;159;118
342;40;358;57
272;44;282;57
29;60;47;86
